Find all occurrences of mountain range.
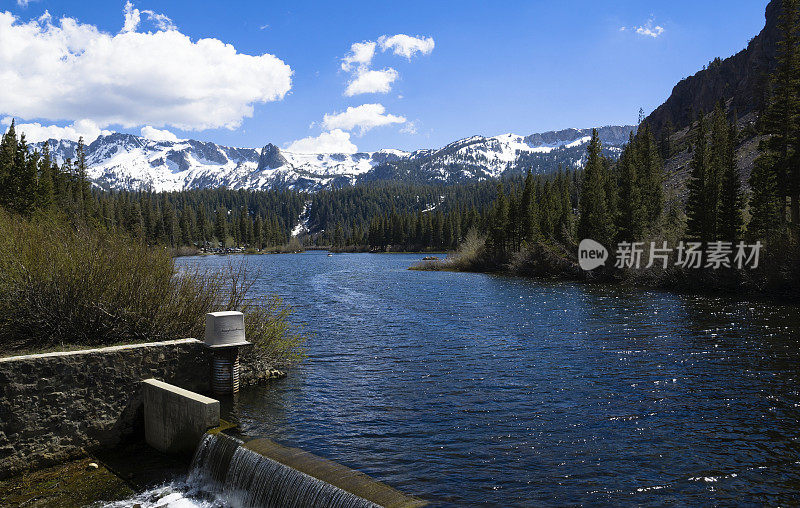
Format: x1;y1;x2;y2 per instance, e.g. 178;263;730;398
36;126;636;193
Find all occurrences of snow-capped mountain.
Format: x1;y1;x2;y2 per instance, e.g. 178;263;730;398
36;126;635;192
375;126;635;184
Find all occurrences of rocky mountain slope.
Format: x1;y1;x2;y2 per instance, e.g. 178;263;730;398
646;0;779;136
651;0;778;196
37;126;635;192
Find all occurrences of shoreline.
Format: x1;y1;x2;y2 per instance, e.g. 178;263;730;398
410;258;800;303
174;249;449;258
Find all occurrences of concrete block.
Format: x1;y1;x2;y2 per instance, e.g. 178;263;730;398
142;378;219;455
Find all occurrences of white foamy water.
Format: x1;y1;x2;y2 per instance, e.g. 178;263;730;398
100;481;222;508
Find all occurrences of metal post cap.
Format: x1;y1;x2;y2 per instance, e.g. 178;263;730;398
204;311;251;348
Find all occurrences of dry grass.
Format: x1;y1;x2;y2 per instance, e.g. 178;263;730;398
0;210;306;363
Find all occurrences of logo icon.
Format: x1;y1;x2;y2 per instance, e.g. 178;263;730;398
578;239;608;271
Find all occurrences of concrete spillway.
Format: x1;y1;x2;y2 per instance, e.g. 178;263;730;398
189;433;426;508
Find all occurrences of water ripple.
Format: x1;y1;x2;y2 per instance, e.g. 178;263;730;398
179;252;800;507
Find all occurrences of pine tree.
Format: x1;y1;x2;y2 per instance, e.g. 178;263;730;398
719;119;744;241
602;158;619;242
557;170;574;243
238;209;249;246
162;203;178;247
519;169;540;245
749;156;782;240
179;209;192;246
197;208;209;243
11;134;38;215
214;209;228;246
0;120;17;210
21;143;39;215
487;184;509;259
538;180;554;238
36;142;55;210
637;123;664;229
126;203;145;238
616;132;646;241
432;211;444;249
246;214;254;246
253;216;264;249
757;0;800;231
577;130;612;245
686;115;712;242
74;137;91;218
507;191;521;251
333;223;345;248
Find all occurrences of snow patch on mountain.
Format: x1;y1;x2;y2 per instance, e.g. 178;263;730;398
291;201;312;237
35;125;635;192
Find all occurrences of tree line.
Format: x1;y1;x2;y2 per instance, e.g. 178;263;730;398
749;0;800;242
99;189;304;249
308;180;503;250
0;120;93;220
0;123;305;249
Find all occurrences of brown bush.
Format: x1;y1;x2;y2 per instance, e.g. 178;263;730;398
0;210;306;364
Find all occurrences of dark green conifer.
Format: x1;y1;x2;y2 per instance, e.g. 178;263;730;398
577;129;612;245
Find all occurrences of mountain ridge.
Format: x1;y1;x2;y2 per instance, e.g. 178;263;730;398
646;0;779;135
35;125;636;192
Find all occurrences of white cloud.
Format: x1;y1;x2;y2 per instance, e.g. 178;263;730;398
621;18;664;38
3;117;111;143
17;0;39;8
141;125;180;142
285;129;358;154
321;104;406;135
122;1;140;32
122;1;175;33
637;23;664;38
344;68;399;96
341;41;376;71
400;121;417;135
378;34;435;59
0;5;292;132
339;34;433;96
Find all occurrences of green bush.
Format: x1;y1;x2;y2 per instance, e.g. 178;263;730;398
0;210;306;364
410;229;488;271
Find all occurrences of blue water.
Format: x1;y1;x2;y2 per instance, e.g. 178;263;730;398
178;251;800;506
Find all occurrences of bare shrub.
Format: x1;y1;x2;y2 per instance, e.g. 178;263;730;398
0;210;306;364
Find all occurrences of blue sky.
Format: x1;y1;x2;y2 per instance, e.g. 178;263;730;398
1;0;768;152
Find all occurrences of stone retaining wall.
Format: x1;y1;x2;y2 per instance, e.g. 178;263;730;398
0;339;213;479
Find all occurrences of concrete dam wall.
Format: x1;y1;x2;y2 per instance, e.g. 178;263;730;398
189;432;427;508
0;338;226;478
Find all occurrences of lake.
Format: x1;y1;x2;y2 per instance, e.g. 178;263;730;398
174;251;800;506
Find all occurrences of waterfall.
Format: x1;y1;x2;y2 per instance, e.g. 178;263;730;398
185;433;423;508
190;433;243;486
222;445;379;508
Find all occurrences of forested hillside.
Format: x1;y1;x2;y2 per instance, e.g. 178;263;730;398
431;0;800;295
